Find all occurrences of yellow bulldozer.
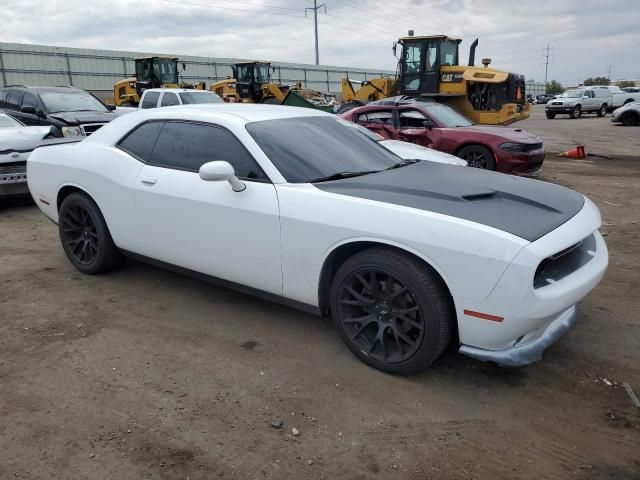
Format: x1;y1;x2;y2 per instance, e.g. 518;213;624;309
112;56;205;107
210;61;335;111
341;34;530;125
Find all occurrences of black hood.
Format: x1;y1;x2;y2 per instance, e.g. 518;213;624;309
314;162;585;242
48;110;117;125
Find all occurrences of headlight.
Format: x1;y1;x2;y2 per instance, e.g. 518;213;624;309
61;126;84;137
129;81;136;88
499;142;528;152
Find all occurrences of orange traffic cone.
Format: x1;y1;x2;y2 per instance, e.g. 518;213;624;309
558;146;586;159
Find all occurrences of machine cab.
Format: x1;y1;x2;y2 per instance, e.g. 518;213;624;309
233;62;272;102
135;57;179;95
396;35;461;96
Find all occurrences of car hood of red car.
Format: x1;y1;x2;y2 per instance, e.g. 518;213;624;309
450;125;541;143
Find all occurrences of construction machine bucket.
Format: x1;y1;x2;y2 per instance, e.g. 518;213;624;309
280;90;334;112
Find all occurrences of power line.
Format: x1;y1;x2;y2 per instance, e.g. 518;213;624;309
161;0;305;18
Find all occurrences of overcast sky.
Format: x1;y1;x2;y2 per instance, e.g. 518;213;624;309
2;0;639;85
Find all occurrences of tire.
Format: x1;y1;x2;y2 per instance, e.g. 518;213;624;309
329;247;453;375
621;112;639;127
569;105;582;119
337;100;366;115
545;111;556;119
597;104;607;117
58;192;122;274
456;144;496;170
260;96;280;105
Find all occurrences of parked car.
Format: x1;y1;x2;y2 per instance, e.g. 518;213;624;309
526;94;536;104
139;88;223;109
0;111;51;197
608;85;640;110
27;104;607;374
342;120;467;166
0;86;117;137
545;87;612;119
340;98;544;175
611;101;640;126
535;94;553;104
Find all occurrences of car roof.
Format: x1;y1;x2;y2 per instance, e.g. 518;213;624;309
143;88;217;94
3;85;85;93
138;103;333;122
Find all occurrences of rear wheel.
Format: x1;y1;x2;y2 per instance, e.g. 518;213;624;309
329;248;453;375
569;105;582;119
457;144;496;170
545;111;556;119
597;104;607;117
58;193;121;274
621;112;639;126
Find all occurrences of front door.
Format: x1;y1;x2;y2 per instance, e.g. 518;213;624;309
354;109;397;139
396;108;437;148
123;120;283;295
420;42;440;94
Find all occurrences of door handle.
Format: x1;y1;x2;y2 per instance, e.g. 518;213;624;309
140;176;157;185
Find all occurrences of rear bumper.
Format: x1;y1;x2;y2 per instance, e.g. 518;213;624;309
459;305;576;366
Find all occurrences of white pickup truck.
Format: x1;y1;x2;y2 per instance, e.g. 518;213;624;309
138;88;223;110
609;85;640;109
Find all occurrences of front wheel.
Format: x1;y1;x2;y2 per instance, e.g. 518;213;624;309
545;111;556;119
457;144;496;170
621;112;639;126
329;248;453;375
58;193;122;274
570;105;582;119
597;104;607;117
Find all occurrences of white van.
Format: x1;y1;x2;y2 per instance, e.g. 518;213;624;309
545;86;613;119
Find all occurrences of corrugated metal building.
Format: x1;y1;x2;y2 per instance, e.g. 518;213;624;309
0;42;395;98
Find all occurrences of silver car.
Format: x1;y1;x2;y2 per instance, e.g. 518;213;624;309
611;101;640;126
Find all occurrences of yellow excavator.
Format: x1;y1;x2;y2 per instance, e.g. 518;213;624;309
112;57;205;107
210;61;335;111
341;33;530;125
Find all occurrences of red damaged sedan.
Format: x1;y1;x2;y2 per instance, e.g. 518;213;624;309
340;99;545;175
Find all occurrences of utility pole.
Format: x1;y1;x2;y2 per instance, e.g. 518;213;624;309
607;64;612;82
543;43;552;92
305;0;326;65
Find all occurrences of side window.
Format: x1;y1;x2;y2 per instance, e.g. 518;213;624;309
22;92;39;109
160;92;179;107
118;121;164;162
150;121;267;180
399;109;428;128
357;110;393;125
6;90;23;109
140;92;160;109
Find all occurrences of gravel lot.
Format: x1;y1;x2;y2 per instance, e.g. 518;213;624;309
1;108;639;480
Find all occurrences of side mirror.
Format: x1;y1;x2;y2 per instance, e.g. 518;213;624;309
106;104;116;111
423;120;434;130
21;106;37;114
199;161;246;192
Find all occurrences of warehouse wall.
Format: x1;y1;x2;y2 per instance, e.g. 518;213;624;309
0;42;394;99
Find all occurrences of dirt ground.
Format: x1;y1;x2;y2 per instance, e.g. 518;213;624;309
1;108;639;479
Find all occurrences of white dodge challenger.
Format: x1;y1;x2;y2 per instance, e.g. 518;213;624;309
27;104;608;374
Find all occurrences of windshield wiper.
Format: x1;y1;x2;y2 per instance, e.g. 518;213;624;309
310;170;381;183
385;159;420;170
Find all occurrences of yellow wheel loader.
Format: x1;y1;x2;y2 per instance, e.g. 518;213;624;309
112;57;205;107
341;34;530;125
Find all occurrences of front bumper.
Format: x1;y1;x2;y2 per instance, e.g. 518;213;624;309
546;105;575;114
459;305;576;366
0;162;29;196
497;148;545;175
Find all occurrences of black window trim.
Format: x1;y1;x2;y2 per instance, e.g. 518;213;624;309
116;119;271;183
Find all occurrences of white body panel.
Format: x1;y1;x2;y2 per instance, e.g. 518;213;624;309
27;104;608;362
379;139;467;166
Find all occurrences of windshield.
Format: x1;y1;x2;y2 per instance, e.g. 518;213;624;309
256;64;270;84
39;91;109;113
559;90;583;98
440;40;459;66
153;60;178;84
0;113;23;128
246;116;400;183
337;118;384;142
178;92;223;104
422;102;472;127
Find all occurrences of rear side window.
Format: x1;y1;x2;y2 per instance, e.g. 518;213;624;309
141;92;160;109
150;121;267;180
118;121;164;162
357;110;394;125
22;92;39;109
6;90;23;109
160;92;179;107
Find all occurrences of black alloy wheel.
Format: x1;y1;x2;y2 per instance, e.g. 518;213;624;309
330;248;453;375
61;204;99;265
570;105;582;119
621;112;639;126
457;144;496;170
337;267;424;364
597;104;607;117
58;193;121;274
